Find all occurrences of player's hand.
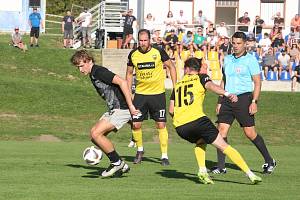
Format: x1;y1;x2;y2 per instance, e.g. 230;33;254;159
129;105;140;116
228;94;238;103
249;103;258;115
215;103;221;114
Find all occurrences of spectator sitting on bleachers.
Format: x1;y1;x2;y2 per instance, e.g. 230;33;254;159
216;21;229;38
258;33;272;57
246;34;257;54
219;36;232;66
288;43;300;65
165;29;179;60
11;27;27;52
151;28;166;50
277;49;292;78
262;47;278;80
193;27;207;54
194;10;212;28
144;13;155;34
164;11;176;34
206;23;216;36
271;12;284;27
179;30;194;57
290;14;300;38
291;64;300;91
270;25;285;52
176;10;188;33
206;31;218;51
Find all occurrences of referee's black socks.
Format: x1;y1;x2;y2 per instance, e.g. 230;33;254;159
251;134;273;164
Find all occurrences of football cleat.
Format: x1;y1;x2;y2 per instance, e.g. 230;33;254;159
161;158;170;166
262;159;277;174
127;140;136;148
197;172;214;184
133;151;144;164
210;166;227;174
101;161;125;177
248;174;262;184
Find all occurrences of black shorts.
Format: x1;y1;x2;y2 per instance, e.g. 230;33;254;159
30;27;40;38
292;75;300;82
123;27;133;36
175;116;218;144
132;93;166;122
217;92;255;127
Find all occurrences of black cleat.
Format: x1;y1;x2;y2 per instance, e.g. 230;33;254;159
210;166;227;174
262;159;277;174
161;158;170;166
133;151;144;164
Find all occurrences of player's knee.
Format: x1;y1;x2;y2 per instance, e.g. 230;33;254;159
90;128;103;140
132;123;141;130
156;123;166;129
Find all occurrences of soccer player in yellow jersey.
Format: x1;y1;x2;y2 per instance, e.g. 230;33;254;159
126;29;177;165
169;57;262;184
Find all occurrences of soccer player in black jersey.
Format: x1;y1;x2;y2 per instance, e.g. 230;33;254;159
71;50;139;177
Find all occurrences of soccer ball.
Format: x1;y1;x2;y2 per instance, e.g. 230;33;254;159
82;146;103;165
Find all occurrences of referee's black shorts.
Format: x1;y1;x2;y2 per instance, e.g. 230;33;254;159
217;92;255;127
175;116;218;144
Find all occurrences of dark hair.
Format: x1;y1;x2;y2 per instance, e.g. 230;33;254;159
138;29;151;40
187;31;193;35
232;31;247;42
184;57;202;71
70;50;94;66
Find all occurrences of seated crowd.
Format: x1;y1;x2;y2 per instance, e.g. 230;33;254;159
143;10;300;91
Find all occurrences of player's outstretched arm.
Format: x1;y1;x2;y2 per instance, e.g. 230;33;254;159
205;81;238;103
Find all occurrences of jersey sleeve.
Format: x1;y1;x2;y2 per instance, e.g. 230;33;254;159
93;66;115;85
158;48;170;62
127;50;134;66
198;74;212;88
248;56;261;75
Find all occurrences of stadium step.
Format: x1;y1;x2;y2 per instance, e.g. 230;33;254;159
101;49;131;78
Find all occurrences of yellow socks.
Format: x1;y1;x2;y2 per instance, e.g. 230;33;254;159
158;127;168;158
132;129;143;151
195;144;207;172
223;145;250;173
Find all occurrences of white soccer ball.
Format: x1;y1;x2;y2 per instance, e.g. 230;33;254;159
82;146;103;165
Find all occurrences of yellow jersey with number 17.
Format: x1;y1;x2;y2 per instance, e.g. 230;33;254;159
128;46;170;95
171;74;212;127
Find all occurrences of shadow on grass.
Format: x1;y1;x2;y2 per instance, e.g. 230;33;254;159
156;169;252;185
65;164;103;178
65;164;129;179
122;155;161;164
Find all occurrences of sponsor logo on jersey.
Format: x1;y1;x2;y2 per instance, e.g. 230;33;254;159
137;62;155;70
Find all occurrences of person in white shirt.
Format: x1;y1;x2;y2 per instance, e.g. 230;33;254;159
77;7;92;48
258;33;272;57
216;22;229;38
144;13;155;33
164;11;176;34
176;10;188;33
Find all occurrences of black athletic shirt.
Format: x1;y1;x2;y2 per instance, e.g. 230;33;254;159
90;65;128;111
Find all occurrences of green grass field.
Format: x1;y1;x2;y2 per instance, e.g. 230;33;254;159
1;34;300;199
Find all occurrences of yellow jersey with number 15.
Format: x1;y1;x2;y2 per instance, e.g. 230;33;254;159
128;46;170;95
171;74;212;127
